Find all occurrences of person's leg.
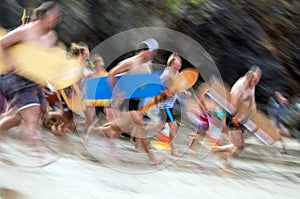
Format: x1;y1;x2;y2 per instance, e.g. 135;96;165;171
0;109;21;138
87;121;119;140
129;110;144;126
85;106;96;127
187;130;206;154
134;125;165;165
132;137;143;150
187;135;198;154
86;106;120;138
212;127;243;153
0;91;7;114
86;114;103;137
211;144;237;153
19;105;42;146
133;119;164;151
159;107;180;156
141;136;164;165
91;111;132;140
211;128;243;173
168;121;181;157
278;123;291;137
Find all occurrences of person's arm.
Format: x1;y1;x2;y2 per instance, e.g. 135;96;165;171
250;91;257;113
108;58;132;88
0;27;25;70
108;58;133;77
160;68;170;82
0;27;24;49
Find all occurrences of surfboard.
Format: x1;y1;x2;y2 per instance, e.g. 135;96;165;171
85;73;164;100
84;99;111;107
59;83;86;115
0;27;83;90
139;68;199;111
167;68;199;93
206;79;280;145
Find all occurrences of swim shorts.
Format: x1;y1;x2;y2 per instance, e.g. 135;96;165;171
0;73;44;110
159;107;175;122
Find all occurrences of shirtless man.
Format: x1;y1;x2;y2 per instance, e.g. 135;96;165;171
211;66;262;172
0;2;61;147
230;67;262;122
92;38;165;165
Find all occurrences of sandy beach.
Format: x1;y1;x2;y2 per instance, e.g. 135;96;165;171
0;123;299;199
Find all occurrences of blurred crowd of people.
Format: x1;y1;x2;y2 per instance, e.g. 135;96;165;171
0;1;299;171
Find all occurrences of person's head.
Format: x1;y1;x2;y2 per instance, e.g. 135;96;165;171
167;52;182;71
34;1;60;29
20;8;35;25
70;42;90;61
245;66;261;88
89;53;105;72
78;41;90;59
136;38;159;61
251;66;262;85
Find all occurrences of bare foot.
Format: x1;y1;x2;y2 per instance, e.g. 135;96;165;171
171;150;182;157
149;156;165;165
187;148;198;156
218;162;236;174
211;144;237;155
134;145;143;152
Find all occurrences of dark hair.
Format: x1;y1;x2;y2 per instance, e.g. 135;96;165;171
70;42;87;57
34;1;58;20
20;8;35;25
136;42;148;54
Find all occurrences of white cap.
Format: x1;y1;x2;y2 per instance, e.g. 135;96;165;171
138;38;159;51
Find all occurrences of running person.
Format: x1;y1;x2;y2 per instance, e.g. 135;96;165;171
92;38;165;165
0;1;61;147
211;66;262;172
157;52;183;157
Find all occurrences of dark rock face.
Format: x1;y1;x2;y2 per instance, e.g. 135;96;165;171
0;0;299;109
180;1;300;109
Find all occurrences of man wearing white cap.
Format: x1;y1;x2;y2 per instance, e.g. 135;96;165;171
99;38;165;165
109;38;159;75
